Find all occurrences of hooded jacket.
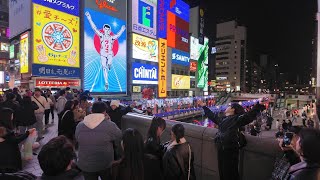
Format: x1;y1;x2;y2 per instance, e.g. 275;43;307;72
75;113;122;172
287;161;320;180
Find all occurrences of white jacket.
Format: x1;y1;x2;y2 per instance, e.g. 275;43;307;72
32;95;47;114
44;97;52;110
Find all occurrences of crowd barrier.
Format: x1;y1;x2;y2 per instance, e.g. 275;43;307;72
122;113;282;180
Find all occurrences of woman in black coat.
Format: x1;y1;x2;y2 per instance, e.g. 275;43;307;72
58;101;76;141
16;96;38;131
198;99;266;180
144;117;167;180
0;108;35;173
163;124;196;180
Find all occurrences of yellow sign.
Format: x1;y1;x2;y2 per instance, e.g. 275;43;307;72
172;74;190;89
158;38;167;97
33;4;79;67
20;32;29;73
132;33;158;62
132;86;141;93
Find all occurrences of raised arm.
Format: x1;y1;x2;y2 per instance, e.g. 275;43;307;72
198;100;221;125
237;103;266;127
85;11;102;37
112;25;126;40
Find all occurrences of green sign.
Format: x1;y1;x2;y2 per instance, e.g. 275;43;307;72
9;45;14;59
197;37;209;88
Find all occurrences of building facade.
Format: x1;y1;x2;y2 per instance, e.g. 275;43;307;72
0;0;9;90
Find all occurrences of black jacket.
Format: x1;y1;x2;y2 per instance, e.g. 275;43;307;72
39;169;81;180
0;130;29;172
58;110;76;140
203;104;263;149
162;142;196;180
16;102;38;127
287;161;320;180
107;106;132;129
144;137;165;180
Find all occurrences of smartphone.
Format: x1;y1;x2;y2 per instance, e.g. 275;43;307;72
282;132;294;147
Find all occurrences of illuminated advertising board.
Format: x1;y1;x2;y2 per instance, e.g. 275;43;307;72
172;74;190;89
167;11;189;52
197;37;209;88
0;43;9;52
10;45;14;59
133;86;142;92
157;0;189;39
172;48;190;66
32;64;80;78
132;33;158;62
84;7;127;94
158;38;167;98
132;62;158;84
0;71;4;84
9;0;31;39
33;3;80;68
33;0;79;16
190;36;199;60
132;0;157;38
35;78;80;87
190;62;197;72
20;32;29;73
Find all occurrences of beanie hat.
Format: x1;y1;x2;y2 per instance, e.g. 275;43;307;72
110;100;120;107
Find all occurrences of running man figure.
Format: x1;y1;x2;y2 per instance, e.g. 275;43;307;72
85;11;126;90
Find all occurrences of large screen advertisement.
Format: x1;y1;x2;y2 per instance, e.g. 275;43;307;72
132;33;158;62
172;74;190;89
9;0;31;39
158;0;189;39
33;3;80;68
158;38;167;98
190;36;199;60
197;37;209;88
172;48;190;66
84;8;127;94
167;11;189;52
20;32;29;73
132;0;157;38
132;62;158;84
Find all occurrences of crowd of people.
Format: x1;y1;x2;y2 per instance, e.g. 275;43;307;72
0;87;320;180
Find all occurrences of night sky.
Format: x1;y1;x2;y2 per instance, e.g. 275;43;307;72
198;0;317;83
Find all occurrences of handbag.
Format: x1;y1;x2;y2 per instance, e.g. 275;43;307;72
33;96;45;109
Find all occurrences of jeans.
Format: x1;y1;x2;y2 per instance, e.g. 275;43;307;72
82;168;111;180
50;106;55;120
44;109;50;125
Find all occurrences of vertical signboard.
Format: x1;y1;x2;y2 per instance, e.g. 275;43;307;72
20;32;29;73
10;45;14;59
132;33;158;62
190;36;199;60
84;0;127;94
197;37;209;88
32;0;80;77
132;0;157;38
158;38;167;98
9;0;32;39
198;8;205;45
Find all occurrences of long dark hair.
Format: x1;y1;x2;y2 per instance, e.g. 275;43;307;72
63;101;74;112
172;124;185;143
122;128;144;180
0;108;14;130
147;117;166;143
230;103;245;115
22;95;32;105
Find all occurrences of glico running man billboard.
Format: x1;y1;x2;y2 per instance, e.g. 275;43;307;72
84;0;127;94
132;0;157;38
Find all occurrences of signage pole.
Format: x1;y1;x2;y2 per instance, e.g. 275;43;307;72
316;0;320;129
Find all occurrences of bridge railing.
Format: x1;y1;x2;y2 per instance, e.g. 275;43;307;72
122;113;281;180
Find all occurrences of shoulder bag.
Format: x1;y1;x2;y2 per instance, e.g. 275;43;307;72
33;96;45;109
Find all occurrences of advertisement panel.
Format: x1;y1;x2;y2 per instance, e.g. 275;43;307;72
190;36;199;60
32;64;80;78
167;11;189;52
158;38;167;98
197;37;209;88
132;62;158;84
190;61;197;72
20;32;29;73
0;71;4;84
35;78;80;87
84;8;127;93
198;7;205;44
0;43;9;52
33;3;80;68
132;0;157;38
32;0;79;16
9;0;32;38
84;0;127;20
157;0;189;39
10;45;14;59
172;48;190;66
133;86;142;92
172;74;190;89
132;33;158;62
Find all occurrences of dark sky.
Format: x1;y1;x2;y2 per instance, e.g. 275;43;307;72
199;0;317;83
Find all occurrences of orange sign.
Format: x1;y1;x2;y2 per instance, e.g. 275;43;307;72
96;0;118;12
190;62;197;72
35;78;80;87
167;11;176;49
158;38;167;98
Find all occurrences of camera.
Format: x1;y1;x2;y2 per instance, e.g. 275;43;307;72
282;132;294;147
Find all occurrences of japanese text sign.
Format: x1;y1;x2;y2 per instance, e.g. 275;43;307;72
32;0;79;16
33;3;80;68
20;32;29;73
32;64;80;78
132;33;158;62
35;78;80;87
158;38;167;98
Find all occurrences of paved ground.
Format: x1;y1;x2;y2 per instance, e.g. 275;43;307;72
22;114;58;177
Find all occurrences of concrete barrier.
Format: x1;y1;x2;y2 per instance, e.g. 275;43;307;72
122;113;282;180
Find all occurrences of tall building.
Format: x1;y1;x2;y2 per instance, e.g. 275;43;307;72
0;0;9;83
214;20;247;92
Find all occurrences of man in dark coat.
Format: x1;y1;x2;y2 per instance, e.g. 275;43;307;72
106;100;133;129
